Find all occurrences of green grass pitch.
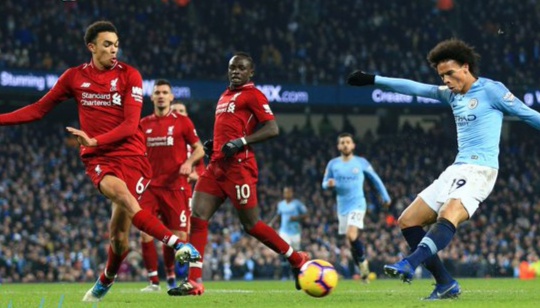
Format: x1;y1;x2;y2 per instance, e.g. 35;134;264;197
1;278;539;308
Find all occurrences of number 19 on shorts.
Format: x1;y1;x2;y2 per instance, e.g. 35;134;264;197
235;184;251;205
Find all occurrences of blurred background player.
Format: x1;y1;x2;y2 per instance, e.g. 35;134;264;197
0;21;201;302
139;80;204;292
322;133;391;283
171;101;206;184
170;100;206;281
347;38;540;300
168;52;309;296
269;186;308;280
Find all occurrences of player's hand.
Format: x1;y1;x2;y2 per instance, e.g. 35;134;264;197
346;70;375;86
327;179;336;188
188;171;199;183
66;127;97;147
221;138;247;158
179;162;193;175
203;139;213;158
383;199;392;208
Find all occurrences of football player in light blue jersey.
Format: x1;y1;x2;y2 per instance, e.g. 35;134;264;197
271;187;308;250
270;187;308;280
322;133;391;282
347;38;540;300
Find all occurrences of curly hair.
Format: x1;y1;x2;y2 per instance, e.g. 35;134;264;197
427;39;481;76
84;21;118;45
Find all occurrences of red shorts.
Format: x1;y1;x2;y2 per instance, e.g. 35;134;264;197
139;186;191;232
195;158;258;209
82;155;152;199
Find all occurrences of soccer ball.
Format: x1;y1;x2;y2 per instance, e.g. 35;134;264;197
298;259;338;298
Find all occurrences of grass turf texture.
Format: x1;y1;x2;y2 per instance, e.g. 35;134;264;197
1;278;539;307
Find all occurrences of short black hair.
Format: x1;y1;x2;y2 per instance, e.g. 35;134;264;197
154;79;172;89
84;21;118;45
233;51;255;69
427;38;481;76
337;132;355;143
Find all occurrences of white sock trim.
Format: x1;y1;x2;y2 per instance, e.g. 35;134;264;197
190;261;203;268
284;247;294;258
167;235;179;247
148;271;158;277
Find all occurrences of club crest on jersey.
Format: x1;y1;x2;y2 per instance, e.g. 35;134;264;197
352;167;360;174
145;129;153;134
167;126;175;135
468;98;478;109
227;103;236;113
110;78;119;92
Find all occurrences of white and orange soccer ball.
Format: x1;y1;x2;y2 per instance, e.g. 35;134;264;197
298;259;338;298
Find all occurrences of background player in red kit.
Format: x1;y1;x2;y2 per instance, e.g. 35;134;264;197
139;80;204;291
168;52;309;297
0;21;200;302
171;101;206;184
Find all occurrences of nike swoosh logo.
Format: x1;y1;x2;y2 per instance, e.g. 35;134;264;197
437;284;456;297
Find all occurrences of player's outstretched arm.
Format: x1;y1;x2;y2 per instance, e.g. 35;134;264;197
347;70;375;86
346;70;443;101
0;69;74;125
489;84;540;131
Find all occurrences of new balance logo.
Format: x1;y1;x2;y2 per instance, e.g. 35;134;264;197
112;93;122;106
81;82;91;88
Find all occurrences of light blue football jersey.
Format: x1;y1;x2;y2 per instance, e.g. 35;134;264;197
322;156;390;215
375;76;540;169
277;199;307;236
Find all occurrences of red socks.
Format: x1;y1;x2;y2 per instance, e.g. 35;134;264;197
132;210;181;247
247;220;304;268
99;246;129;285
188;217;208;281
162;245;176;278
141;240;160;284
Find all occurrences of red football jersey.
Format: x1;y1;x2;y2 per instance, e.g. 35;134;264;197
212;82;275;161
0;60;146;158
140;111;199;189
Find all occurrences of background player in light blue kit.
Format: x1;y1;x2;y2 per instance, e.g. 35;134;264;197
347;38;540;300
322;133;391;283
270;187;308;279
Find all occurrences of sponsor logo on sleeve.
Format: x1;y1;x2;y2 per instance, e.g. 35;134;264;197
503;92;515;102
131;86;143;103
262;104;273;114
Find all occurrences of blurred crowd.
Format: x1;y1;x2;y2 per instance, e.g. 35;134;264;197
2;114;540;283
1;0;540;91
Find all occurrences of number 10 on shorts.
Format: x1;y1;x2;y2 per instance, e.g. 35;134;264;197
235;184;251;204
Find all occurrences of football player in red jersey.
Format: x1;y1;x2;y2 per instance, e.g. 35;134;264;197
139;80;204;292
168;52;309;297
0;21;200;302
170;101;206;184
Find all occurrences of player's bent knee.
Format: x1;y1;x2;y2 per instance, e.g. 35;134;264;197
397;214;418;229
